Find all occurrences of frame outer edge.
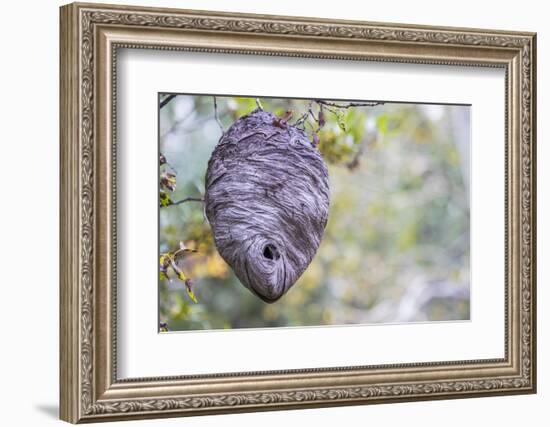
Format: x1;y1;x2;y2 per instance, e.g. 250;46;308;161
60;3;81;424
59;2;537;422
529;33;537;393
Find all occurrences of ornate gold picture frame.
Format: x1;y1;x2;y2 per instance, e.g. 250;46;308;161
60;2;536;423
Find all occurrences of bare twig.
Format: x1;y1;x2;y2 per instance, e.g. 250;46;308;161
315;99;384;109
171;197;204;206
213;96;224;133
256;98;264;110
159;197;204;208
160;94;177;109
294;102;314;128
294;112;309;127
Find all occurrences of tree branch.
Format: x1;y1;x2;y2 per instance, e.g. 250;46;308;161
315;99;384;109
213;96;224;133
171;197;204;206
160;94;177;109
256;98;264;110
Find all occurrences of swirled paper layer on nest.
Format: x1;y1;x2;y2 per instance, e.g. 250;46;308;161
205;109;330;302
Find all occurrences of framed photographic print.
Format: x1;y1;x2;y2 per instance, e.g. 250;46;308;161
59;2;537;423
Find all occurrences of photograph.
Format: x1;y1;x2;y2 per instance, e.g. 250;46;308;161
158;94;471;332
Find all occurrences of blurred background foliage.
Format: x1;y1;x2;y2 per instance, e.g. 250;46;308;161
159;95;470;331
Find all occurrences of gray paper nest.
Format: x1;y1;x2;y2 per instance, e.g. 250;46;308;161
205;109;330;302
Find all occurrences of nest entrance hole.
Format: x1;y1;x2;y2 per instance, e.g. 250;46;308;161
263;244;280;261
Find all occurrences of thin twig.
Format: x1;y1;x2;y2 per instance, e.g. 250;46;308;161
256;98;264;110
315;100;384;109
160;94;177;109
294;112;309;127
160;197;204;208
213;96;224;133
171;197;204;206
295;101;314;128
320;104;339;117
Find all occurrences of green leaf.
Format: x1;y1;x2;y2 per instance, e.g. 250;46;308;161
336;110;347;131
159;190;172;207
376;114;388;136
159;254;170;281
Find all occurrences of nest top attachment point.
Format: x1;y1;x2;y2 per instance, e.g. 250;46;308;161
205;109;330;302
